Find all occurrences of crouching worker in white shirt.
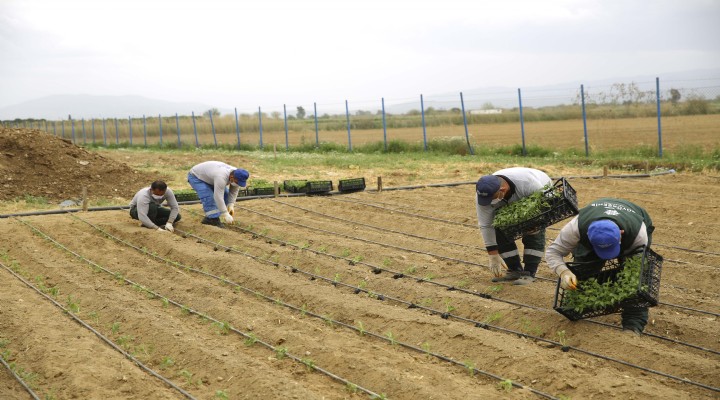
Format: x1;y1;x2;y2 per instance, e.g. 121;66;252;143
129;180;181;232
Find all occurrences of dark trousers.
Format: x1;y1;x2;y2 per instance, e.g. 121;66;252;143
495;228;545;277
573;246;649;332
130;204;181;226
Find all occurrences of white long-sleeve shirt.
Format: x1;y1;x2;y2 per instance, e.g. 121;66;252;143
129;187;179;229
475;167;552;250
545;217;648;276
189;161;241;214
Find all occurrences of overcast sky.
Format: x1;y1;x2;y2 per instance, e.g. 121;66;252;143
1;0;719;111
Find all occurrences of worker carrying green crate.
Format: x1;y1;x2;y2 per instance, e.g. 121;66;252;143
129;180;181;232
187;161;249;228
475;167;552;285
546;198;655;335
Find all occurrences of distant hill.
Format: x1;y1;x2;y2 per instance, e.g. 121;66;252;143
0;94;215;120
2;68;718;119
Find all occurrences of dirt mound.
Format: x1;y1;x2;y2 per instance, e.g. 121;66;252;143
0;128;159;201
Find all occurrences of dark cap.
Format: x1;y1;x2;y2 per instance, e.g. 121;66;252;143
476;175;501;206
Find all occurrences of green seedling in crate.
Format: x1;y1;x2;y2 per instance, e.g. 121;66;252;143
562;255;644;313
492;184;557;229
346;383;358;394
244;333;258;346
422;342;431;358
66;295;80;313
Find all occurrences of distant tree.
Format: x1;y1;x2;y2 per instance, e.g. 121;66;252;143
355;109;372;116
271;111;281;119
669;89;681;105
296;106;306;119
425;107;436;114
450;107;461;113
406;109;421;116
203;108;220;117
481;102;495;110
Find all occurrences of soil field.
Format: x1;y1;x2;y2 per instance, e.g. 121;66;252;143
1;173;718;399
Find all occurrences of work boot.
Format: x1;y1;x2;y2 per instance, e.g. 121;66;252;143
622;327;642;336
512;274;536;285
491;270;523;282
201;217;224;228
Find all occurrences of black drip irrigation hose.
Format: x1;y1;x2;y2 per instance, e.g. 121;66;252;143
179;207;719;356
32;216;383;399
71;215;557;400
0;326;41;400
272;198;485;251
0;257;197;400
146;217;719;394
237;203;720;318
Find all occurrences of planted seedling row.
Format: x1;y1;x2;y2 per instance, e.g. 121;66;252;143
30;216;394;399
76;220;564;400
250;198;720;316
154;219;720;395
72;217;556;399
187;206;719;356
0;254;195;400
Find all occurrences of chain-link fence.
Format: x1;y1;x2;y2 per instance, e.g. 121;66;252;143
3;78;719;157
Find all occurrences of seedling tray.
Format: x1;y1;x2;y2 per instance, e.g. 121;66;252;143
338;177;366;192
283;180;308;193
497;177;579;240
173;190;198;202
306;180;333;194
250;187;276;196
553;247;663;321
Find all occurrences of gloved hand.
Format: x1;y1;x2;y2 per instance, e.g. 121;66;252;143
156;227;167;233
164;222;174;232
228;204;235;217
560;270;577;290
488;253;507;277
221;212;234;224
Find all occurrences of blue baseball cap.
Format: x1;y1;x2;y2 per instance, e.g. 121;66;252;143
476;175;501;206
232;168;249;187
588;220;621;259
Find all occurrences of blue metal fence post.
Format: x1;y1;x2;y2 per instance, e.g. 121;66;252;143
258;107;264;149
143;115;147;147
128;116;133;146
209;112;217;147
102;118;107;146
53;121;57;137
580;84;589;157
234;107;241;148
192;112;199;147
81;118;86;144
313;102;319;147
460;92;474;155
114;118;119;145
175;113;182;148
283;104;289;150
518;88;526;156
70;116;76;144
61;120;65;139
345;100;352;151
420;94;427;151
158;114;163;147
381;97;388;151
44;120;48;132
656;77;663;158
91;119;96;143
